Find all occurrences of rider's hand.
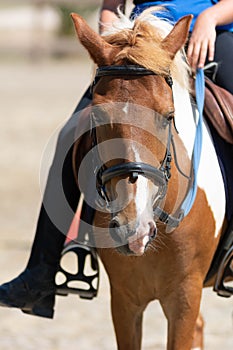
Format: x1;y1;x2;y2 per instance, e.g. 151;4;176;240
187;11;217;70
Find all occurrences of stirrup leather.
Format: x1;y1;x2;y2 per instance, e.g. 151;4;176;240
56;242;99;300
214;245;233;297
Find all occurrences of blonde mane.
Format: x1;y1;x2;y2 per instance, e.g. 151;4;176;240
101;8;190;89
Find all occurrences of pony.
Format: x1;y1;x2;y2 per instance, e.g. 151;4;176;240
70;9;226;350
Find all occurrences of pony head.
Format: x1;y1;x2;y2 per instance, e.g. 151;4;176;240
72;11;192;255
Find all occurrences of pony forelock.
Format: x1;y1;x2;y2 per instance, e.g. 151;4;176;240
100;7;191;90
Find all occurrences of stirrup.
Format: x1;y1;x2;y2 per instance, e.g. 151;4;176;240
214;245;233;297
56;242;99;300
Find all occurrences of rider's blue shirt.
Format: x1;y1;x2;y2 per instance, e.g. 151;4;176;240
132;0;233;32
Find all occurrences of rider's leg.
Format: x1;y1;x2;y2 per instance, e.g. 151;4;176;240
214;31;233;94
206;30;233;293
0;87;92;318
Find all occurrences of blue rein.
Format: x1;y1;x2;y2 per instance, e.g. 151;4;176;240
181;68;204;217
154;69;205;228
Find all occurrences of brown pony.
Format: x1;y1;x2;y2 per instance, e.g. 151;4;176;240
71;10;226;350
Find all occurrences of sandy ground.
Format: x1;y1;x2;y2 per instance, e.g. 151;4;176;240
0;57;232;350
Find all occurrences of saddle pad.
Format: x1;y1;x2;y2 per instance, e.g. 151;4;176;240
204;77;233;144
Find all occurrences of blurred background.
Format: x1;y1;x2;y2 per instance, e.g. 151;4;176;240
0;1;232;349
0;0;100;58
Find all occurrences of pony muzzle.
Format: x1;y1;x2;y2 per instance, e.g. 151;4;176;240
109;217;129;245
109;216;157;254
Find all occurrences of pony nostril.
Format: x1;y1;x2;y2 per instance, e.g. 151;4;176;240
149;225;157;240
109;219;120;229
109;218;123;244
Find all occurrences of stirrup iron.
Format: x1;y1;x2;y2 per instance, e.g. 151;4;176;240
214;245;233;297
56;242;99;300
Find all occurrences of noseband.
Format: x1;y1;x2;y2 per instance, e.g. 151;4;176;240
92;65;182;228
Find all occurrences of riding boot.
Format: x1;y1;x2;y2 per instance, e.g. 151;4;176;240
214;144;233;297
212;215;233;297
0;87;92;318
0;141;79;318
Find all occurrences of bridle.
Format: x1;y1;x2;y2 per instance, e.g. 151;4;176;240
92;65;183;228
93;65;173;88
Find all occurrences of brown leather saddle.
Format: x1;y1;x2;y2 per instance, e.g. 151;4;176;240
204;77;233;144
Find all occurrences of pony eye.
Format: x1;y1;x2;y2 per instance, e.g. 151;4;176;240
166;112;174;121
160;112;174;129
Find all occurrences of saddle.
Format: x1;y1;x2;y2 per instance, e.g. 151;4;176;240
204;77;233;144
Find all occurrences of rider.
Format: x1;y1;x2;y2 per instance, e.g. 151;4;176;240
0;0;232;318
101;0;233;93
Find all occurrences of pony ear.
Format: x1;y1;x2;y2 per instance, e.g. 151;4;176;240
71;13;116;66
162;15;193;59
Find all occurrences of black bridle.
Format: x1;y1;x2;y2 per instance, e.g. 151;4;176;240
92;65;182;228
93;65;173;88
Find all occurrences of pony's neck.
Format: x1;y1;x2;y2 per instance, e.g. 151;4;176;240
173;80;197;159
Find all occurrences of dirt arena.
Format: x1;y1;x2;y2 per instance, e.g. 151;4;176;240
0;56;232;349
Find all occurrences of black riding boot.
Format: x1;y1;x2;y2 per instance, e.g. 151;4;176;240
0;205;65;319
0;142;79;319
0;88;92;318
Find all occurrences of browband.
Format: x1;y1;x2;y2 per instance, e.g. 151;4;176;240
94;65;173;88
